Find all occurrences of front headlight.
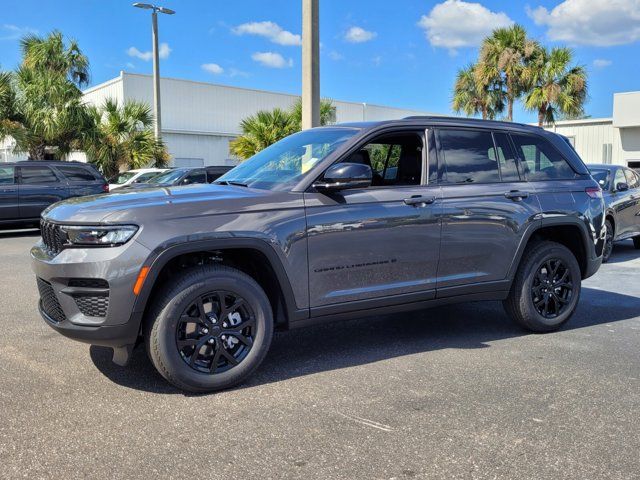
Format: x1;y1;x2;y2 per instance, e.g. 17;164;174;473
62;225;138;247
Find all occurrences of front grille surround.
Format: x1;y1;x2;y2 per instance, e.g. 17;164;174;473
40;220;67;255
37;278;67;323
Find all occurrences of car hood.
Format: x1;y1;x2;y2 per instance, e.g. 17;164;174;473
42;184;301;224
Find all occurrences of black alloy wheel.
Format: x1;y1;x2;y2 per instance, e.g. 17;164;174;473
176;291;255;374
603;220;614;263
530;258;574;319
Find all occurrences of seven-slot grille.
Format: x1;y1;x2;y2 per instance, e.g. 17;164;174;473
40;220;67;255
36;278;66;323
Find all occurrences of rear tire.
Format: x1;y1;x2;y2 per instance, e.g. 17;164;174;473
146;265;273;393
602;219;614;263
633;236;640;250
503;241;581;332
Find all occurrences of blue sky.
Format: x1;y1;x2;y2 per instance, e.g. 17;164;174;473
1;0;639;123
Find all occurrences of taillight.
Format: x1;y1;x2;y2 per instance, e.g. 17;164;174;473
102;184;109;193
585;186;602;199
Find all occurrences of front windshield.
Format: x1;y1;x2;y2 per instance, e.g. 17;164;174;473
590;169;610;190
110;171;136;184
148;169;187;185
217;128;359;190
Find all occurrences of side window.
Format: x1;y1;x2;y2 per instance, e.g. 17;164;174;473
510;134;575;181
624;169;640;189
342;133;423;186
492;132;521;182
614;169;626;190
20;166;59;184
0;166;15;185
57;166;96;182
438;129;500;184
182;170;206;185
134;172;160;183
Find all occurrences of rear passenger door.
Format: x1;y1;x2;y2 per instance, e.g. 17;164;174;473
18;166;68;219
435;128;540;294
0;166;19;221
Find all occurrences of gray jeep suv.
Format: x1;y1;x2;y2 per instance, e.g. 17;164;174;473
31;117;606;392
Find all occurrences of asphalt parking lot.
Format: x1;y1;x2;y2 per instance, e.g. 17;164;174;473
0;230;638;479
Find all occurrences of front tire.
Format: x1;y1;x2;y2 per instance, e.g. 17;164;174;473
503;241;581;332
602;219;614;263
146;265;273;393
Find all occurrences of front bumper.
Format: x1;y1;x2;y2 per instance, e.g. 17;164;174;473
31;237;151;352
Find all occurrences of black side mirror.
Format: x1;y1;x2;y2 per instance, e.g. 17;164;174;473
313;163;372;191
616;182;629;192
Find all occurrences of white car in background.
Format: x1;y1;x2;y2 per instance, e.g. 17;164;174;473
108;168;168;190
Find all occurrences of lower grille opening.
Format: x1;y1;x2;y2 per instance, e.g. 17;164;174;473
74;295;109;317
37;278;66;323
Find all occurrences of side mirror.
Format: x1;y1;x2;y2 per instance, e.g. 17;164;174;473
616;182;629;192
313;163;372;191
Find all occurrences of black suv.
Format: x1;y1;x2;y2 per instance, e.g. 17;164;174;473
1;161;108;226
32;118;605;392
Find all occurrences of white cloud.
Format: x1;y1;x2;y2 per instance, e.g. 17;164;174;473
201;63;224;75
1;24;38;40
344;26;377;43
229;67;250;78
593;58;613;68
251;51;293;68
126;42;171;61
417;0;513;52
328;50;344;61
527;0;640;46
233;21;301;46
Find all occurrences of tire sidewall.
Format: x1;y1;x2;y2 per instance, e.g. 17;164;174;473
151;272;273;391
603;220;613;263
521;245;581;330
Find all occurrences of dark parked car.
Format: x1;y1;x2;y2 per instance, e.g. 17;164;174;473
0;161;108;227
32;117;605;392
588;164;640;261
119;165;232;190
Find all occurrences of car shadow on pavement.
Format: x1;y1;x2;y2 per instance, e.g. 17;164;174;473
89;286;640;395
605;240;640;264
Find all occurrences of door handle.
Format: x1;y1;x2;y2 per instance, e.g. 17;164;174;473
504;190;530;201
404;195;436;206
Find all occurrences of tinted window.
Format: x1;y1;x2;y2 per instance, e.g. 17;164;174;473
439;129;500;184
0;166;15;185
134;172;161;183
492;132;520;182
182;170;206;185
57;166;96;182
20;166;59;184
511;134;575;180
344;133;423;186
624;169;640;189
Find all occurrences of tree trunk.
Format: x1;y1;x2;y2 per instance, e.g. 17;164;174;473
538;106;546;126
29;144;46;160
507;97;514;122
482;105;488;120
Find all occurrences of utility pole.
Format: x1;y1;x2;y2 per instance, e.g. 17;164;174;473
133;3;175;140
302;0;320;130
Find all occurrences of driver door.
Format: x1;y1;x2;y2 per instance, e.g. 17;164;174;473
304;129;442;311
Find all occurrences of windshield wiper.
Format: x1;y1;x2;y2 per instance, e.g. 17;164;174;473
216;180;249;187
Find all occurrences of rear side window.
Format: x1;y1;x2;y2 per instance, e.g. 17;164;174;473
491;132;521;182
510;134;575;180
0;166;15;185
438;129;500;184
57;166;97;182
20;166;59;184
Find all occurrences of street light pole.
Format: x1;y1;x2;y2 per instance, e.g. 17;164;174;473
132;3;175;140
302;0;320;130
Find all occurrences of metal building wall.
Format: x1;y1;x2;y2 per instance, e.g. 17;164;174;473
544;120;624;165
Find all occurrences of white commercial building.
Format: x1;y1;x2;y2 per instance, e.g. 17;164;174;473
78;72;430;167
543;91;640;169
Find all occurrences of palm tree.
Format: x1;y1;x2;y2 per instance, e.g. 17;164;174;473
0;31;90;159
289;98;336;129
523;47;587;126
20;30;89;87
452;64;503;120
476;25;539;121
83;99;168;178
229;108;296;160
